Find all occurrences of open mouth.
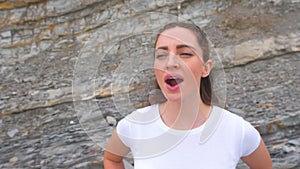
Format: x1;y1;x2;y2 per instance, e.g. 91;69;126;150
164;74;184;90
165;77;183;87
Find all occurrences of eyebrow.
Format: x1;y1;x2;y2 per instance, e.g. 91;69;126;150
156;46;168;50
176;44;196;50
156;44;196;51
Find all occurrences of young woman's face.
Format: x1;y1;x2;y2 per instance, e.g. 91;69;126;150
154;27;209;102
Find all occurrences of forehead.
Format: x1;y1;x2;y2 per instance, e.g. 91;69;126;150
156;27;199;48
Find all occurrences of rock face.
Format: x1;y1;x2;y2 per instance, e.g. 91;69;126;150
0;0;299;168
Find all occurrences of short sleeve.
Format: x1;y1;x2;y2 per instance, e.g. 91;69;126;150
116;118;132;148
241;120;261;157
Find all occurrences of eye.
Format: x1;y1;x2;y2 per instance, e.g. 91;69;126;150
155;52;168;59
180;52;193;58
177;47;194;58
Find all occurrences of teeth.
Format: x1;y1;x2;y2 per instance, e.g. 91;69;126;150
169;77;179;80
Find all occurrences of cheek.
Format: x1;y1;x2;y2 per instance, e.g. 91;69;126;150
154;61;164;77
186;62;203;82
154;60;164;69
154;68;164;84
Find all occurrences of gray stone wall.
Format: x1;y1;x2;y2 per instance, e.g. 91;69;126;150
0;0;299;168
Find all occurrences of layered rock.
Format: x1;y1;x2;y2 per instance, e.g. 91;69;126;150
0;0;299;168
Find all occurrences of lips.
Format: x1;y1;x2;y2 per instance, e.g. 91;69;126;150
164;74;184;91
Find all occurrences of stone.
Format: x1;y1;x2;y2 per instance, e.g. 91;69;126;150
288;138;300;146
106;116;117;126
45;88;64;100
29;90;40;96
7;128;19;138
23;76;37;83
124;159;134;169
9;156;18;164
268;0;283;5
282;145;296;153
216;32;300;67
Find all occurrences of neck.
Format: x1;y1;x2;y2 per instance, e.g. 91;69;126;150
159;98;212;130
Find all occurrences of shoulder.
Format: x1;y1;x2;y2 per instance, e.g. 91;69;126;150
219;107;258;130
213;106;257;135
117;104;159;132
124;104;159;123
213;106;245;123
214;106;261;156
116;104;161;148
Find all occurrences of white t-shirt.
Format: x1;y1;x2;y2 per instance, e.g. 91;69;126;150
117;104;261;169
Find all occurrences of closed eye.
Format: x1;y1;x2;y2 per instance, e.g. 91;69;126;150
155;48;169;59
180;52;193;57
155;52;168;59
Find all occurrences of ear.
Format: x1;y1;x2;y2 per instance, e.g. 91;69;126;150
202;60;213;78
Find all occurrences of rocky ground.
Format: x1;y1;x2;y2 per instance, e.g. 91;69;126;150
0;0;299;168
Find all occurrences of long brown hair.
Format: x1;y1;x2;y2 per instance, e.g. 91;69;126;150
154;22;212;105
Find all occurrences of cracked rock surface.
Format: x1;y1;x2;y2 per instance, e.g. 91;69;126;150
0;0;299;168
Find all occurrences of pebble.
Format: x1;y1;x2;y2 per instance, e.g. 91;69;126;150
124;159;134;169
29;90;40;96
288;138;300;146
282;145;296;153
9;156;18;164
7;128;19;138
23;76;37;83
106;116;117;126
268;0;282;5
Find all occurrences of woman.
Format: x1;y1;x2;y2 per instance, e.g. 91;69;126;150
104;22;272;169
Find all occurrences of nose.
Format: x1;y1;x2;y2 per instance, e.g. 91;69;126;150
166;54;180;69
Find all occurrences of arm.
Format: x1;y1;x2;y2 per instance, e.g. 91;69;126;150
241;138;272;169
104;129;130;169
